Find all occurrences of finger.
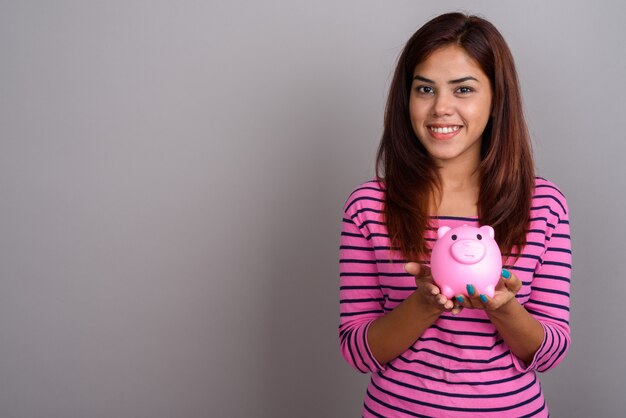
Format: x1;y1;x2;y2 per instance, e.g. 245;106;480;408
404;262;420;276
421;282;439;296
454;294;469;309
413;270;436;291
449;293;465;314
433;294;453;310
465;283;484;309
451;295;467;315
501;269;522;294
406;262;432;278
418;264;432;279
451;306;463;315
477;293;493;310
415;284;449;312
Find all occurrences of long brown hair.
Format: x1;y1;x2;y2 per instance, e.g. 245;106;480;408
375;12;534;262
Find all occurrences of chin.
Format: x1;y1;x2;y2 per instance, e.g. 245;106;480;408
429;151;460;162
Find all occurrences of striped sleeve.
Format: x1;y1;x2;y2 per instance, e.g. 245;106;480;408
338;186;386;374
513;184;572;373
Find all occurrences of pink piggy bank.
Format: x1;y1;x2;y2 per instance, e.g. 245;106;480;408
430;225;502;299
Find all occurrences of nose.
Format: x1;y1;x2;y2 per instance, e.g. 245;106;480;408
450;239;486;264
432;91;454;117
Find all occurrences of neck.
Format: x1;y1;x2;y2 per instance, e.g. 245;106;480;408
436;156;480;192
429;154;481;217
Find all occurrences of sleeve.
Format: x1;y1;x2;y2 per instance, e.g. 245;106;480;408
512;194;572;373
338;196;386;374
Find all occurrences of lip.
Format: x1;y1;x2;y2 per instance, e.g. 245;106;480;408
427;124;463;140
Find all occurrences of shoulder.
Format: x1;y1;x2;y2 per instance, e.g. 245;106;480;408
532;176;569;219
342;178;386;215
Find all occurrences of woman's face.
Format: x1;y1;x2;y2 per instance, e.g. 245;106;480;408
409;44;493;167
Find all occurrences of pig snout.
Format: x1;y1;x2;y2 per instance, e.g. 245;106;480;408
450;240;486;264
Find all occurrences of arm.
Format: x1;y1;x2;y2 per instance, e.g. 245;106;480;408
461;199;572;371
339;208;456;371
515;212;572;372
367;271;452;366
460;271;545;365
338;210;386;373
486;291;545;366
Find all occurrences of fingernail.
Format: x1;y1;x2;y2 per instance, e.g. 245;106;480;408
456;296;465;303
480;294;488;303
467;284;475;296
502;269;511;279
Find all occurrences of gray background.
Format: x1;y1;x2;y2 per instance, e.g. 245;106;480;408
1;1;624;417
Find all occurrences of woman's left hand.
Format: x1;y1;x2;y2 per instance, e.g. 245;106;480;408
454;269;522;312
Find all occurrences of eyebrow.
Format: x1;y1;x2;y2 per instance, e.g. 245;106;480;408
413;75;479;84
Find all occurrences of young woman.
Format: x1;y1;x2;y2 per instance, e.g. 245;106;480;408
339;12;571;417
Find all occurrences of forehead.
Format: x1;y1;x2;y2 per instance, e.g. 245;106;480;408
412;45;488;80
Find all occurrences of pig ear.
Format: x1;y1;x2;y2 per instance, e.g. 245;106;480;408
479;225;495;238
437;226;451;239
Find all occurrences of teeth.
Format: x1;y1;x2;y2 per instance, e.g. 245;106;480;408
430;126;460;134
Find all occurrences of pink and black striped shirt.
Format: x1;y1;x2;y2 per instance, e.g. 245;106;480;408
339;177;571;417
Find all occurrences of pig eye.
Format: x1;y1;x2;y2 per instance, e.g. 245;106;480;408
477;234;482;240
451;235;457;240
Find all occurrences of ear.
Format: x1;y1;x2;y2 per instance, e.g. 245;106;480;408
437;226;451;239
479;225;495;239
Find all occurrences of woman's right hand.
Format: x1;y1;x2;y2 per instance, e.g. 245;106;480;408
404;262;463;315
367;261;462;365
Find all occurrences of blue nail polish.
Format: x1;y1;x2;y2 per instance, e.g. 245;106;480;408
502;269;511;279
480;294;488;303
467;284;475;296
456;296;465;303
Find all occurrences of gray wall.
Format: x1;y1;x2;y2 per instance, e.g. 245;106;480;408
1;1;624;417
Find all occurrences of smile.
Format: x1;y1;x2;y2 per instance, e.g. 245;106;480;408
428;125;462;134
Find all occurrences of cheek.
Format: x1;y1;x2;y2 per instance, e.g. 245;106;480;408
409;100;427;127
464;101;492;127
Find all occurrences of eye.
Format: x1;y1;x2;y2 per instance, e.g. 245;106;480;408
456;86;473;94
477;234;482;240
416;85;434;95
451;234;457;240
